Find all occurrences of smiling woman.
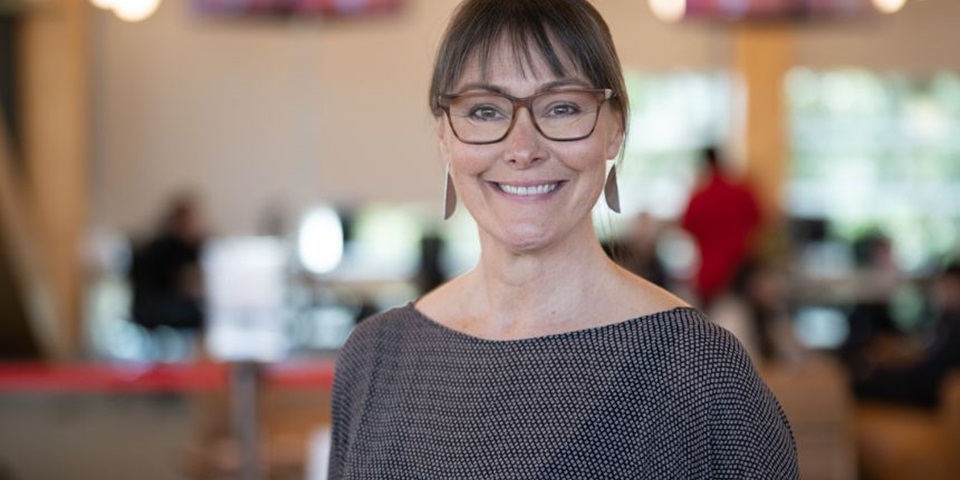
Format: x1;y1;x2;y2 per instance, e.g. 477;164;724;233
327;1;799;478
433;39;624;255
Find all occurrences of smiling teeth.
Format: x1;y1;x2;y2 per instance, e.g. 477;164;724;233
498;183;558;196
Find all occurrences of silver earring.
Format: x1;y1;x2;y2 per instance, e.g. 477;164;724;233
443;164;457;220
604;165;621;213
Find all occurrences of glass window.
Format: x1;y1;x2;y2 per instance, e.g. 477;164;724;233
786;68;960;271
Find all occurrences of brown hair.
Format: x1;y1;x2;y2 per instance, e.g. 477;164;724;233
428;0;628;133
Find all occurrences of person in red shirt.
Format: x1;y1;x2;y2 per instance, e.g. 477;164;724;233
681;147;763;307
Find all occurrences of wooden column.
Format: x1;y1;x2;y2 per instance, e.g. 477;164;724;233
734;24;793;219
18;0;90;359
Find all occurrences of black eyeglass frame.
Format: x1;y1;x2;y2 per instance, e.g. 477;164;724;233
437;88;614;145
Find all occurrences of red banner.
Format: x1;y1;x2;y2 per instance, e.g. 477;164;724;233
0;360;335;393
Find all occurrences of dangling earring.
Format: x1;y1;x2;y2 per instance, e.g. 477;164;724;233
604;165;621;213
443;163;457;220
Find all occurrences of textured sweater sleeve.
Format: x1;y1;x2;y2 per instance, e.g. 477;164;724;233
704;327;799;479
328;315;382;480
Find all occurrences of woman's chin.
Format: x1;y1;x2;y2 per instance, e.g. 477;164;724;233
489;225;557;254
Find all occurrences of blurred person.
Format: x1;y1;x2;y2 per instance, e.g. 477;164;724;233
414;229;449;295
852;261;960;409
680;146;763;308
603;211;670;289
839;231;904;366
711;258;804;365
327;1;798;478
129;193;207;359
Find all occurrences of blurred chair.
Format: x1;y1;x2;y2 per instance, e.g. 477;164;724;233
761;355;857;480
854;368;960;480
944;370;960;475
187;385;331;479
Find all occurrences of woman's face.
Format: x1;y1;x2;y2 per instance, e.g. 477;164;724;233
436;41;623;254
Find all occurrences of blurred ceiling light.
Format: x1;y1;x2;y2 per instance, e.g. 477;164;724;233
89;0;161;22
648;0;686;23
871;0;908;14
113;0;161;21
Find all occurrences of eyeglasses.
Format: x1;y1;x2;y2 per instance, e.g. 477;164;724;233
438;88;613;145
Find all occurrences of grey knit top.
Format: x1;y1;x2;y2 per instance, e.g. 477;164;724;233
329;304;798;479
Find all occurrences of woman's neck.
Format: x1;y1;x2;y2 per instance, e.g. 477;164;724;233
416;218;687;340
458;225;618;338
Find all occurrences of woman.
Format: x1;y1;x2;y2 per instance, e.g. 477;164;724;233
329;0;798;478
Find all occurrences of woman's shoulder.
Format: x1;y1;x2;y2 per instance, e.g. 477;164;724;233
642;309;795;445
642;306;744;350
340;303;419;350
636;307;759;381
332;304;419;373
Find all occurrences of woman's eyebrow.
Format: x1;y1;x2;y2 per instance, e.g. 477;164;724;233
536;79;592;93
452;78;591;95
453;83;506;94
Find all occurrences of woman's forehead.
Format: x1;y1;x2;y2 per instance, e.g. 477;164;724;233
455;37;585;89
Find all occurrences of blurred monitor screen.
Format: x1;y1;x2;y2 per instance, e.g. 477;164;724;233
203;236;289;362
684;0;876;22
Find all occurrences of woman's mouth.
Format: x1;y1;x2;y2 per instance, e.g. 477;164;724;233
496;182;560;196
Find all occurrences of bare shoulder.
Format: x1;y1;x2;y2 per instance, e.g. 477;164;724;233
413;275;472;325
611;267;689;318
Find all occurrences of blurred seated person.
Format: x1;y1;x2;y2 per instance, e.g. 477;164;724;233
415;229;450;295
709;257;804;365
129;194;207;339
852;261;960;410
839;231;904;367
603;211;670;289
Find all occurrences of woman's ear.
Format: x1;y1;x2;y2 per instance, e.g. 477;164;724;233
605;122;625;161
435;117;451;163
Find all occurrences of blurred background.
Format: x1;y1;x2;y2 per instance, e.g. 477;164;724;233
1;0;959;478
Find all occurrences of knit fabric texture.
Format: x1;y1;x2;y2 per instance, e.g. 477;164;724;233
329;304;799;479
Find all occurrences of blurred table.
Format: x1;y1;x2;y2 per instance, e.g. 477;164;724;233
761;355;858;480
0;359;337;479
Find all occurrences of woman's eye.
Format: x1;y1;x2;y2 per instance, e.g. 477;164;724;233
545;103;581;117
468;105;505;121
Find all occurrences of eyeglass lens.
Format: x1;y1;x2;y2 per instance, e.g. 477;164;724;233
446;90;604;144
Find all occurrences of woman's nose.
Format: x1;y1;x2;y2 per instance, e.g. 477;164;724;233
504;108;545;168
